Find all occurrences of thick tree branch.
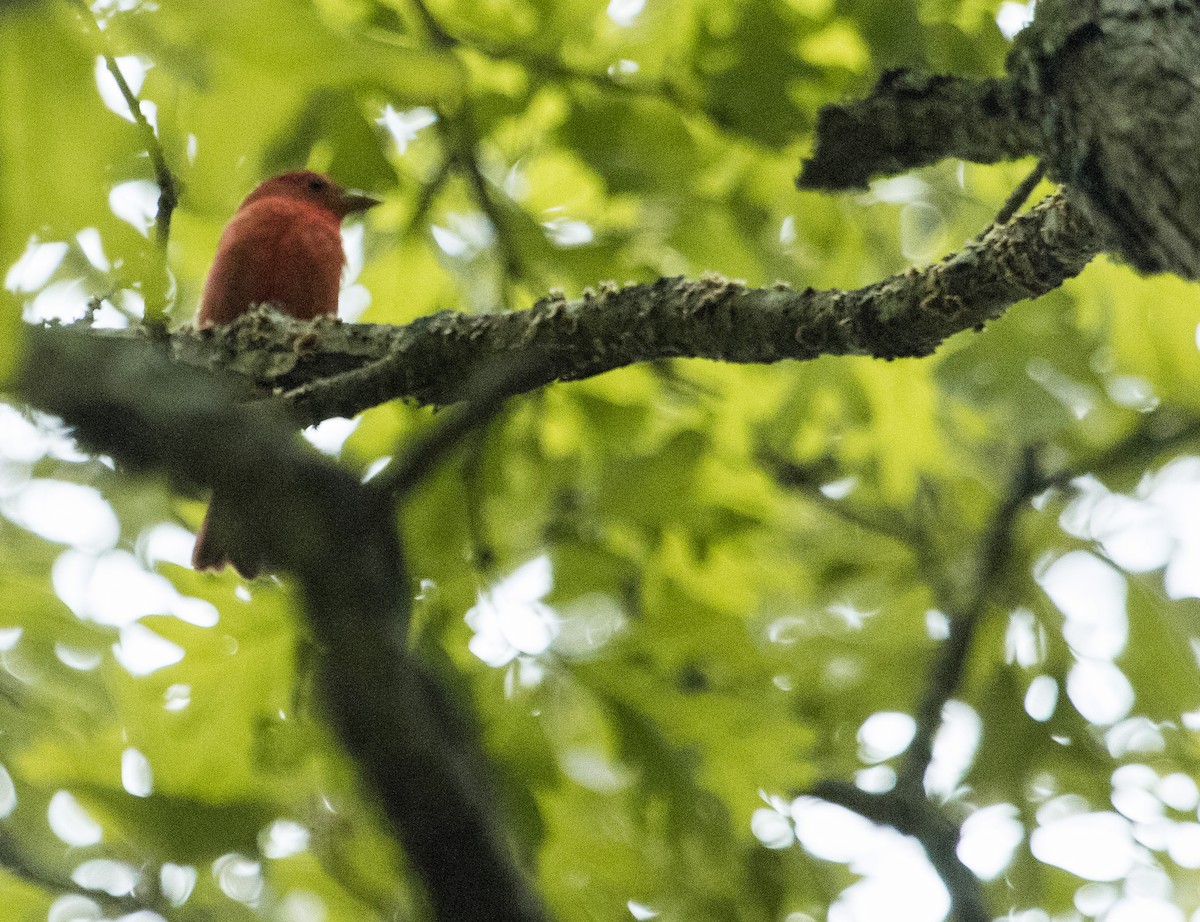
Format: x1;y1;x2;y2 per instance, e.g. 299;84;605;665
91;190;1097;427
798;71;1038;191
13;326;549;922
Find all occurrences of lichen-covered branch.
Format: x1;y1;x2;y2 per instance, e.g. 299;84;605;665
13;326;549;922
798;70;1038;191
89;190;1098;427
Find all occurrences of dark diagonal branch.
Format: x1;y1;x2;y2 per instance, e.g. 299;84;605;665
131;190;1098;428
798;71;1038;191
809;781;989;922
14;326;549;922
373;351;552;498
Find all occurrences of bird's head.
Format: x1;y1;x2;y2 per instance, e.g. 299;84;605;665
240;170;381;219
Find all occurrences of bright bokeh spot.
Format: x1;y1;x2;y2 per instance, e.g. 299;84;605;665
466;556;559;667
48;790;103;847
958;803;1023;879
1030;812;1136;881
856;711;916;763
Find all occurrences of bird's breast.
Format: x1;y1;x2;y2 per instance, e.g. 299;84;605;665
199;198;347;327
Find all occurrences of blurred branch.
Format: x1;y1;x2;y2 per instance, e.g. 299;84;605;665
798;70;1038;191
808;780;989;922
121;190;1099;427
402;157;453;243
761;452;923;548
898;447;1040;795
14;326;550;922
0;831;148;916
412;0;529;302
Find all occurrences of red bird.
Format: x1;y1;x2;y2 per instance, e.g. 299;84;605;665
192;170;380;575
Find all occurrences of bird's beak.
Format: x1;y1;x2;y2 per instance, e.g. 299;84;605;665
341;190;382;215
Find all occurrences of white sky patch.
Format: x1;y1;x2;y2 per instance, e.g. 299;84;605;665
110;180;160;237
278;892;327;922
1024;674;1058;722
1157;773;1199;811
543;218;594;247
212;853;264;904
856;711;915;764
138;522;199;569
163;683;191;711
1068;658;1134;725
5;238;68;292
466;556;559;667
0;762;15;818
341;221;366;284
865;175;927;205
55;644;103;671
996;1;1035;40
303;417;360;456
48;895;102;922
260;819;310;859
957;803;1023;880
607;0;645;26
1075;883;1118;917
377;104;437;154
1030;811;1136;881
24;278;90;324
1167;823;1200;868
924;700;981;798
1005;608;1045;667
627;901;659;920
0;403;51;464
608;59;640;77
432;213;495;259
1037;550;1128;660
94;55;149;122
53;549;217;629
855;765;896;794
122;748;153;798
49;790;103;847
3;480;119;553
829;831;950;922
751;806;795;849
161;863;198;907
72;859;138;897
113;623;185;676
76;227;111;272
1112;782;1163;824
1106;716;1164;758
793;798;880;863
1105;897;1184;922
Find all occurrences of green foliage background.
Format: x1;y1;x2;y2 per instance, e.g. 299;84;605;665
3;1;1200;920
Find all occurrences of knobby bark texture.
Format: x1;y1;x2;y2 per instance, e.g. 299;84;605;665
801;0;1200;279
83;190;1099;429
13;327;549;922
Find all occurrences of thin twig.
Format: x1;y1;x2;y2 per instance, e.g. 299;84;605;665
808;781;989;922
897;447;1040;795
72;0;179;329
403;158;453;243
994;160;1046;226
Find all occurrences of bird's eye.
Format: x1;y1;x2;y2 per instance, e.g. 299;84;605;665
308;177;326;191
